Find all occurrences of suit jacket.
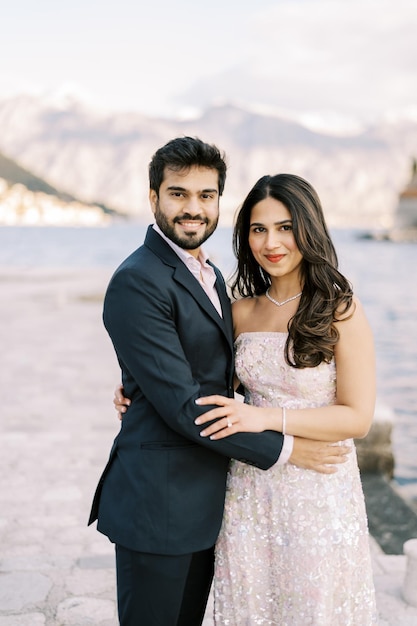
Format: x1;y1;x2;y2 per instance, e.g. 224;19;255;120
89;225;284;555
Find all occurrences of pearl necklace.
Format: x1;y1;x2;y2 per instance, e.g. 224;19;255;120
265;288;302;307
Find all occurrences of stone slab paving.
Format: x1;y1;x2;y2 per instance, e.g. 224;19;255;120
0;268;416;625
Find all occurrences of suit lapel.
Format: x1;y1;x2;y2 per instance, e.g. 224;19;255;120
210;262;234;345
144;225;234;349
172;262;233;346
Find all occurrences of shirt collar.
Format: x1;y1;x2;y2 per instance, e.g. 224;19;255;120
152;222;210;267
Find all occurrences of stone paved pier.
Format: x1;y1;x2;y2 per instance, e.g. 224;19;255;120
1;268;416;625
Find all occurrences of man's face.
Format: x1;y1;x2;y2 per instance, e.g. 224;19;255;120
149;166;220;257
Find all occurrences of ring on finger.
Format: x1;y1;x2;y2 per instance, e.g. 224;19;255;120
227;419;233;428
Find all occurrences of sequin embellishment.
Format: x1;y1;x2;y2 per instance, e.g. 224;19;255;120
214;333;378;625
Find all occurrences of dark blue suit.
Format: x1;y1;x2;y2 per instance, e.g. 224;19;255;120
89;226;284;624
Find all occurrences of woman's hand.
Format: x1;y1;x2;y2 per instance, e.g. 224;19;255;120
195;395;273;439
113;383;131;420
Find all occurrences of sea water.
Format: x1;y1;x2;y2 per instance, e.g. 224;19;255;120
1;223;416;506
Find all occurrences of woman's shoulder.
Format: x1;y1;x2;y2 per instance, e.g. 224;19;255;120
335;293;363;322
232;296;258;330
232;296;257;314
335;294;373;339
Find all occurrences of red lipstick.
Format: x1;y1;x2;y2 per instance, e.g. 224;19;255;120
265;254;284;263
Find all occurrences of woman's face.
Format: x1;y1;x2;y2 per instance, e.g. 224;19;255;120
248;197;303;280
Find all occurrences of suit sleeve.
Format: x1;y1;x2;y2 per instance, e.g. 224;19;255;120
103;265;284;470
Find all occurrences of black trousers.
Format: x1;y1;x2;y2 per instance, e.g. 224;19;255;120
115;544;215;626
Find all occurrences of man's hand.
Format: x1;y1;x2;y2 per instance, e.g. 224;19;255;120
290;437;351;474
113;383;130;420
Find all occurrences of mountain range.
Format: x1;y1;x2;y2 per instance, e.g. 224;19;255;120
0;94;416;227
0;150;114;215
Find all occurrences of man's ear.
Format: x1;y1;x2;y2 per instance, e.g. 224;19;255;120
149;189;158;214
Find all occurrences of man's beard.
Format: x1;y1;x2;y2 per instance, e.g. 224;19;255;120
154;203;218;250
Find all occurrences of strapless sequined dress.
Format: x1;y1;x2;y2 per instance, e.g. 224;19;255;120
214;332;378;625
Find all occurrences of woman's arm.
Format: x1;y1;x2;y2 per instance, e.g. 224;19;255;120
113;383;130;420
195;297;376;442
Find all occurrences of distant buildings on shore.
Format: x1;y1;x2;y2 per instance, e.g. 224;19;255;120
397;159;417;230
0;178;110;226
2;157;417;232
360;159;417;242
383;159;417;241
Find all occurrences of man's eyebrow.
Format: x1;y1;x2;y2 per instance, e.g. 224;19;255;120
166;185;218;193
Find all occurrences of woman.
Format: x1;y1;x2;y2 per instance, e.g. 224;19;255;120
116;173;378;624
194;173;378;625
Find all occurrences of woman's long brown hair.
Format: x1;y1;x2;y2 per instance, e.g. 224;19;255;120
231;173;353;368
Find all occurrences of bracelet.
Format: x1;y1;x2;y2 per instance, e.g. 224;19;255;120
282;406;286;435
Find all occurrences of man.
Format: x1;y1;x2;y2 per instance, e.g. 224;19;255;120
89;136;349;625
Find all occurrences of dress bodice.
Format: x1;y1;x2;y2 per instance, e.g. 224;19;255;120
214;332;378;625
235;332;336;410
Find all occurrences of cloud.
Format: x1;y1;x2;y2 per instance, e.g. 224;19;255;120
177;0;417;123
2;0;416;122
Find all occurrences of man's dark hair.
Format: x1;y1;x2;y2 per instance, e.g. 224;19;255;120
149;136;227;196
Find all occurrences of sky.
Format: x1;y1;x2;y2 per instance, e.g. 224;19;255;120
2;0;417;132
